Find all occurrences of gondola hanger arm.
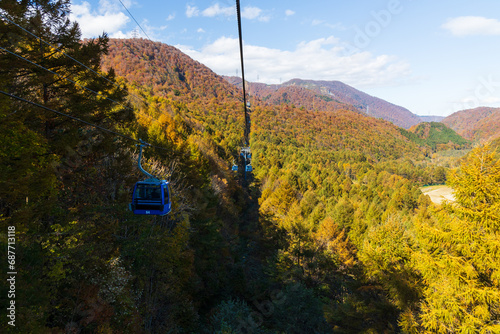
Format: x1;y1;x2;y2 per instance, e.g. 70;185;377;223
137;139;158;181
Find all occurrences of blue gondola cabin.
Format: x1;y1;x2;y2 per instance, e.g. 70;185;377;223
130;180;171;216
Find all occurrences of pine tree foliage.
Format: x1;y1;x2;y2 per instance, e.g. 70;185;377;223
400;144;500;333
407;211;500;333
447;143;500;229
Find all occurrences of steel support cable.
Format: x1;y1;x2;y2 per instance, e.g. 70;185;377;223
117;0;153;41
0;89;168;151
236;0;249;144
0;17;176;127
0;44;170;147
0;13;144;105
0;45;135;112
115;0;169;87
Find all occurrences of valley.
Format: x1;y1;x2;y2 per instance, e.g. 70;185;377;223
1;3;500;331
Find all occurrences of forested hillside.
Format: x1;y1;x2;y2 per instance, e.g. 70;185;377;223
224;76;360;114
248;103;500;332
224;77;423;129
101;39;240;103
442;107;500;142
405;122;471;151
1;2;500;333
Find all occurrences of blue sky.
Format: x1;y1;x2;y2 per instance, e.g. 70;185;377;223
69;0;500;117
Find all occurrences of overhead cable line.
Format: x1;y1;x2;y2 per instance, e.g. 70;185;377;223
0;89;168;152
117;0;153;41
0;12;176;151
1;12;174;126
236;0;249;143
115;0;168;87
0;45;135;113
0;13;144;105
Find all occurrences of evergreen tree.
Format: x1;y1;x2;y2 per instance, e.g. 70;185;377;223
1;1;133;331
446;143;500;229
403;144;500;332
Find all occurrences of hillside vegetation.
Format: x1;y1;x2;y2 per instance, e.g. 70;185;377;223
405;121;471;151
1;3;500;333
442;106;500;142
225;77;423;129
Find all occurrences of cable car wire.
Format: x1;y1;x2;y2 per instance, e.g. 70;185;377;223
0;13;144;105
117;0;153;41
0;89;168;151
0;13;175;129
0;45;135;113
236;0;249;143
115;1;170;86
0;15;173;152
0;42;170;151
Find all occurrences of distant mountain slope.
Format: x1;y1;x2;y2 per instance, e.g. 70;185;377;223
101;39;240;102
224;77;422;129
103;40;424;130
442;107;500;142
101;39;252;162
100;38;443;159
100;39;432;160
224;76;359;113
283;79;425;129
404;122;470;150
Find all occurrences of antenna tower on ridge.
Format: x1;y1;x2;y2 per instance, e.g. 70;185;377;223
132;28;139;39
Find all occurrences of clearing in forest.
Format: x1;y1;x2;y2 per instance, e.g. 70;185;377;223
420;185;455;205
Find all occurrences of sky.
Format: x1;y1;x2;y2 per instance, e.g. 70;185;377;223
68;0;500;117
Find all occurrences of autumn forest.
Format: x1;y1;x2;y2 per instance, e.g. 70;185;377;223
1;1;500;333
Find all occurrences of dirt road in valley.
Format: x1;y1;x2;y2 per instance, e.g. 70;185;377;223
420;185;455;205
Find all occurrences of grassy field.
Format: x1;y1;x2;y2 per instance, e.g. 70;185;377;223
420;185;455;205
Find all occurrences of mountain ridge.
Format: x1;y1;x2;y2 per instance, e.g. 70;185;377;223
100;38;468;157
442;107;500;142
406;122;470;150
100;39;434;159
224;76;434;129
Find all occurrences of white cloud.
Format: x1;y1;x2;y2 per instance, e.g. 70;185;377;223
202;4;233;17
460;95;500;105
243;7;270;22
285;9;295;17
312;19;346;31
177;36;412;87
108;30;133;39
186;5;199;18
442;16;500;36
187;3;268;21
241;7;261;20
166;14;175;21
484;96;500;103
197;28;205;33
70;1;129;38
